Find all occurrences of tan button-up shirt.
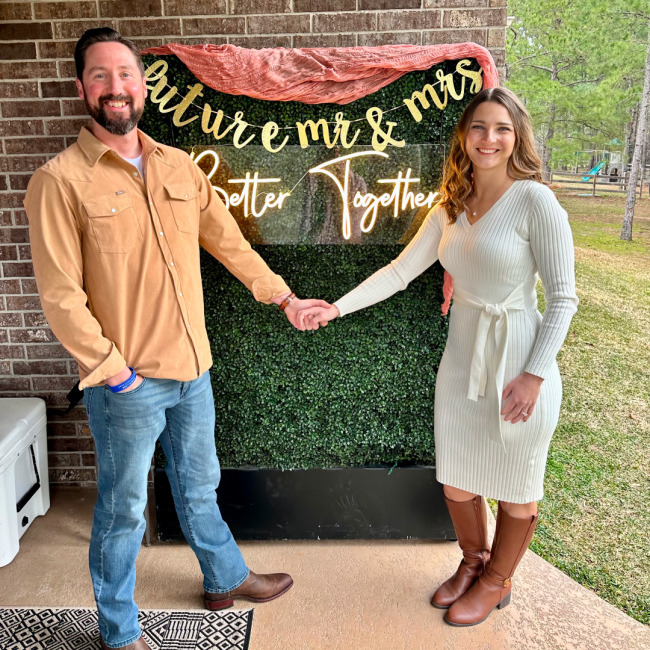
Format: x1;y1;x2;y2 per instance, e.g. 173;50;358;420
24;127;290;390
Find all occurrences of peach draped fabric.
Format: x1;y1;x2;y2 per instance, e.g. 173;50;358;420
142;42;500;313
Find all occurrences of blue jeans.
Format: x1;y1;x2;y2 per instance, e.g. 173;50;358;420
83;371;249;648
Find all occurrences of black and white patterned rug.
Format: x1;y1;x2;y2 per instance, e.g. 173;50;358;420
0;607;253;650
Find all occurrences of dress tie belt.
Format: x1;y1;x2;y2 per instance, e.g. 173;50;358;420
451;278;538;450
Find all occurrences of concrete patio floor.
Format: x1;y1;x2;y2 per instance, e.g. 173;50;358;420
0;488;648;650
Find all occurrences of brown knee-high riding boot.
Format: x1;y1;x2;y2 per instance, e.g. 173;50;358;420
444;502;538;626
431;494;490;609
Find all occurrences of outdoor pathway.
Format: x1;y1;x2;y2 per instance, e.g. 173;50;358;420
0;489;647;650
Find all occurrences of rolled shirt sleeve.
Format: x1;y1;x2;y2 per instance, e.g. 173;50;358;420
193;162;290;303
25;169;127;389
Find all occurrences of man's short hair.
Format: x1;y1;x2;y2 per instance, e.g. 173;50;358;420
74;27;144;81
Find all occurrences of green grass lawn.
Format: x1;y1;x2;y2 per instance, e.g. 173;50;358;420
512;190;650;625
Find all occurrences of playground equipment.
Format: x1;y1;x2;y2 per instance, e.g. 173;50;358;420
582;159;607;181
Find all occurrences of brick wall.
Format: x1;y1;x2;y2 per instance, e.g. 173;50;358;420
0;0;507;487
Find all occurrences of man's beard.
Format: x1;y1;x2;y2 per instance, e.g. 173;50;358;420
84;93;144;136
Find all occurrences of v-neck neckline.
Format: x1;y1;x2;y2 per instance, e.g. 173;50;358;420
462;180;519;229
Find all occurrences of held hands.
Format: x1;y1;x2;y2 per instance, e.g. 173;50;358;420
500;372;544;424
297;304;340;331
283;298;333;331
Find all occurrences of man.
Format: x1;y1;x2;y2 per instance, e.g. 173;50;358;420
25;28;329;650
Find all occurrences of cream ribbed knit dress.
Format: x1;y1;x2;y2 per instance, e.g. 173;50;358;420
334;180;578;503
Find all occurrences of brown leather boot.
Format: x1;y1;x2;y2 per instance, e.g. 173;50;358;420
431;494;490;609
100;636;151;650
444;502;538;626
204;570;293;610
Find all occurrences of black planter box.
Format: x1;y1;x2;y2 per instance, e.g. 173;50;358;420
154;466;455;541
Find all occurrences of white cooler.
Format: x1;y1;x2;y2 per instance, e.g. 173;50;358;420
0;398;50;567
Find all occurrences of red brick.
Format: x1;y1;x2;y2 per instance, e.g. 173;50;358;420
378;10;441;30
0;4;33;21
359;32;421;46
295;0;355;10
7;296;42;311
0;360;10;374
0;247;18;262
48;452;82;467
165;37;228;46
27;343;71;359
41;80;78;98
8;176;31;192
1;261;32;277
0;23;53;41
0;227;30;244
443;8;507;28
0;43;37;60
100;0;162;18
0;212;11;227
425;0;488;5
0;345;25;359
21;278;38;293
5;138;66;154
230;0;290;13
183;17;245;36
49;437;95;452
487;27;506;48
33;375;77;391
489;48;505;66
0;377;30;391
0;119;44;138
130;37;164;51
47;405;86;421
61;99;86;116
0;193;26;209
360;0;420;7
10;328;58;344
294;34;357;48
49;467;95;483
35;2;98;19
0;155;48;173
423;28;487;46
65;136;79;148
14;359;68;375
229;36;292;48
119;19;181;37
14;211;29;226
0;331;8;343
46;118;91;137
81;452;96;466
0;81;39;99
165;0;227;14
0;61;58;80
39;41;76;60
54;20;118;40
0;279;21;294
69;360;78;374
248;15;310;34
2;101;61;119
23;312;48;327
48;422;77;436
313;12;376;33
58;61;77;78
18;244;31;259
0;312;21;327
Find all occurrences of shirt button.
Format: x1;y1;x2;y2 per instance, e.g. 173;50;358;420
159;231;163;236
149;201;154;206
170;262;174;266
186;324;191;329
179;292;182;297
133;172;138;177
111;208;116;213
184;194;188;199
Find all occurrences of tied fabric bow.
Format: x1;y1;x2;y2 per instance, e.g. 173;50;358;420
452;281;536;451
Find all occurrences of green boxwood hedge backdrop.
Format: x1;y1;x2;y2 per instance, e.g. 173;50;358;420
141;54;480;469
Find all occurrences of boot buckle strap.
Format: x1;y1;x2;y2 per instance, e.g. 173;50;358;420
503;578;511;587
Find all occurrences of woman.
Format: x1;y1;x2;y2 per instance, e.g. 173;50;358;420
299;87;578;627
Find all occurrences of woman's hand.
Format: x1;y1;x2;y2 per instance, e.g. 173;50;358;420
298;304;340;331
500;372;543;424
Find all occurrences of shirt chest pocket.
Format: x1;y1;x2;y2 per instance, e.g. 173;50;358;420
83;192;143;254
165;183;200;235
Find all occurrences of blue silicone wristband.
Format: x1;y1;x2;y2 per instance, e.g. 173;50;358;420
108;367;137;393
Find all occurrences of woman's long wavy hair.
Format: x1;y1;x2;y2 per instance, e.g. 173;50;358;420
437;87;543;223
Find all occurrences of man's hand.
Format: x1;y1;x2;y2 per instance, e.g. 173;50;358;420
284;299;332;331
298;304;340;331
106;366;144;393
